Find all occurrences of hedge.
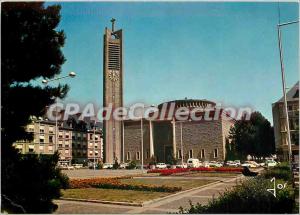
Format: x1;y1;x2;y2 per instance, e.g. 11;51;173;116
147;167;243;176
69;177;181;192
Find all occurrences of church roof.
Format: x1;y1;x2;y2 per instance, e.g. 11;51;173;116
277;81;299;103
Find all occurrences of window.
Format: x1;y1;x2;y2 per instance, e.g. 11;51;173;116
214;149;218;158
65;135;69;139
189;149;193;158
136;151;140;160
288;105;293;111
39;138;44;143
49;126;54;133
48;146;53;151
49;136;53;143
201;149;205;158
178;150;182;159
58;144;63;148
65;149;69;154
28;125;34;132
40;129;44;133
29;145;35;153
127;152;131;160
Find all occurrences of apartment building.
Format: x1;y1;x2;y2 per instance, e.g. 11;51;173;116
272;81;299;161
13;116;103;165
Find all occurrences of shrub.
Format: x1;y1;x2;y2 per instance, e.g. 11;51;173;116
127;160;137;169
263;162;292;182
179;177;295;213
113;158;120;169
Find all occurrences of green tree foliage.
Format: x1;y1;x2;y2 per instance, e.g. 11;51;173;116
2;2;69;213
229;112;275;159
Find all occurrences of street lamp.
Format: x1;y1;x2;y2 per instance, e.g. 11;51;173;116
93;120;97;171
141;115;144;172
42;72;76;164
277;20;298;170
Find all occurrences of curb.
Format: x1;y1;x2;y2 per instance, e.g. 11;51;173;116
59;197;143;207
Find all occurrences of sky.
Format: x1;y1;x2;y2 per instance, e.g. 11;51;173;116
46;1;299;123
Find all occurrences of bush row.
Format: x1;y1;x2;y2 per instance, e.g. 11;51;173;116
69;177;181;192
147;167;243;176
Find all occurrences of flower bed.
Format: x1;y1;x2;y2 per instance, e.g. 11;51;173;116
69;177;181;192
147;167;243;176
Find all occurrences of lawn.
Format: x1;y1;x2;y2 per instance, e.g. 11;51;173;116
62;188;171;203
120;178;216;190
62;178;217;203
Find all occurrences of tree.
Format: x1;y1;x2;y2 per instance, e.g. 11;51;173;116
229;112;275;160
2;2;69;213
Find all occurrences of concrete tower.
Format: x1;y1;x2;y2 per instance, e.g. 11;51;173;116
103;19;123;163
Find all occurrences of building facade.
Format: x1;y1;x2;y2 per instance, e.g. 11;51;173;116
13;116;103;165
103;19;124;163
272;81;299;161
123;99;234;164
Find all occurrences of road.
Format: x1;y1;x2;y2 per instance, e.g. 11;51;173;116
54;175;243;214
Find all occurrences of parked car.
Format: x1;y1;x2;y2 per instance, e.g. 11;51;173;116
209;161;223;167
234;160;241;166
202;161;210;167
156;163;167;169
242;161;259;168
58;164;74;170
119;163;129;169
187;158;201;168
103;163;113;169
265;160;277;167
176;163;188;168
73;164;83;169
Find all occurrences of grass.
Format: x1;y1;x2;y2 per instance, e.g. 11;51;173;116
62;188;171;203
62;178;217;203
120;178;216;190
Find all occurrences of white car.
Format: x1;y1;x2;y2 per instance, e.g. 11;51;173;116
119;163;129;169
265;160;277;167
103;163;113;169
73;164;83;169
187;158;201;168
242;161;259;168
209;161;223;167
156;163;167;169
176;163;188;168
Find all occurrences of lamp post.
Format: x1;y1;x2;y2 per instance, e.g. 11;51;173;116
42;72;76;160
93;120;96;171
141;116;144;172
277;20;299;170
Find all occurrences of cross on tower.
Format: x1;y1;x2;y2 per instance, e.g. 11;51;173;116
111;18;116;32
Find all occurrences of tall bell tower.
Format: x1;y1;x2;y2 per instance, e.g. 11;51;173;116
103;18;123;163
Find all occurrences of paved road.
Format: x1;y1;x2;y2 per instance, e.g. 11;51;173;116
55;176;243;214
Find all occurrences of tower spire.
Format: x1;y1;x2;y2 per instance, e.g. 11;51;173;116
111;18;116;32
